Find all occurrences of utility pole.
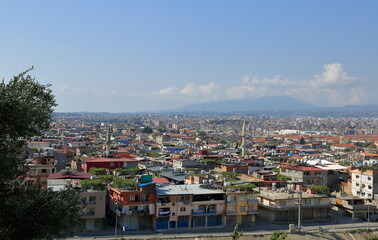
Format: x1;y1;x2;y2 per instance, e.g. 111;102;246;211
295;191;302;232
115;202;118;239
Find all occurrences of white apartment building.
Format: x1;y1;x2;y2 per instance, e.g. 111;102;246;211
351;169;378;199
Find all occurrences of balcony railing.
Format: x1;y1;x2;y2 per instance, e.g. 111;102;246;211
192;209;217;215
179;199;190;205
159;211;171;216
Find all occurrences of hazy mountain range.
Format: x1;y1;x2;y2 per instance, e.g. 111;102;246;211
167;96;378;113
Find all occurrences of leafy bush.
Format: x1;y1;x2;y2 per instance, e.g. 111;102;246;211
277;174;291;181
270;230;288;240
89;167;107;176
308;185;330;195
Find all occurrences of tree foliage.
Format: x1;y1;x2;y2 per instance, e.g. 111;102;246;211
308;185;330;195
230;224;243;240
142;126;153;133
270;230;288;240
89;167;107;176
0;68;81;239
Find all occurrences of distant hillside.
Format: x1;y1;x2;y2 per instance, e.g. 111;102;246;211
171;96;320;112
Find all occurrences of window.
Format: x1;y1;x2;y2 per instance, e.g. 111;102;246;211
142;194;148;201
279;201;286;206
129;206;138;211
368;194;372;197
356;175;360;179
362;192;366;196
239;196;247;202
304;199;311;205
314;199;320;205
89;196;96;203
356;183;360;187
172;212;175;216
239;206;246;212
368;185;372;190
172;202;175;206
368;177;372;181
129;195;136;202
180;207;186;212
248;205;255;212
41;169;47;173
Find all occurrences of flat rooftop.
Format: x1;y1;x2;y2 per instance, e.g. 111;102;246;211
257;187;328;200
156;184;224;196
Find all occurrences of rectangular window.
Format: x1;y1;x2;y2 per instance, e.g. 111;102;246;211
180;207;186;212
41;169;47;173
279;201;286;206
129;205;138;211
305;199;311;205
248;205;255;212
89;196;96;203
239;196;247;202
129;195;136;202
239;206;246;212
110;162;114;167
368;177;372;181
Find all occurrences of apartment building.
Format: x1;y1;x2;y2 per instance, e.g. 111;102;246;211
155;184;225;230
257;188;331;223
109;183;156;230
225;188;258;227
280;165;328;187
351;169;378;199
47;171;106;231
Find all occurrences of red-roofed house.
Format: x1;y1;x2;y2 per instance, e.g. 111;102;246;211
280;165;328;187
82;158;138;172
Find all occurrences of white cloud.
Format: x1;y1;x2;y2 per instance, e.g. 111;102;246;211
306;63;357;88
154;63;366;107
157;82;220;101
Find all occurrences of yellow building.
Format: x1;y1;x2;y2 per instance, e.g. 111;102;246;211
225;186;258;227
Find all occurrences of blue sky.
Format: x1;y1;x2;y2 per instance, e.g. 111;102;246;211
1;1;377;112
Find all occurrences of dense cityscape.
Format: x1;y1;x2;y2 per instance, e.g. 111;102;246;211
21;112;378;238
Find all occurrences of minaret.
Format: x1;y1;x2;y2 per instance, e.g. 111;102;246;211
241;120;246;158
105;125;111;158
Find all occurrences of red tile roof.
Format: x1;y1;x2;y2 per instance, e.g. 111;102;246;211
153;177;170;184
281;165;327;171
47;172;92;180
82;157;138;163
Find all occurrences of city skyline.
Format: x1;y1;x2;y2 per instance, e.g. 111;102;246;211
1;1;377;112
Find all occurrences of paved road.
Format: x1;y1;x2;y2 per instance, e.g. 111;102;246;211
64;214;378;239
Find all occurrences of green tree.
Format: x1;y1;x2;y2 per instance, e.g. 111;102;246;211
89;167;107;176
230;224;243;240
0;68;81;239
308;185;330;195
142;126;153;133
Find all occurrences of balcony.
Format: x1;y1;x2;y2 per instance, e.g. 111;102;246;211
226;210;237;215
192;209;217;215
178;199;190;205
158;210;171;217
343;204;377;210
